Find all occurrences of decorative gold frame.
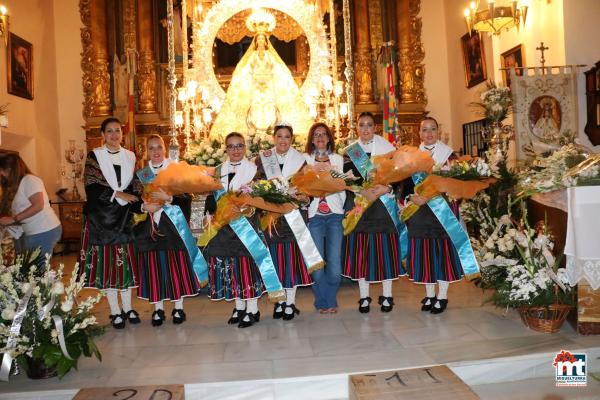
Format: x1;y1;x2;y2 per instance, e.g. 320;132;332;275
461;31;487;89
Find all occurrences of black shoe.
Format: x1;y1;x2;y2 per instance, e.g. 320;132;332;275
110;312;126;329
124;309;141;324
172;309;186;324
282;304;300;321
151;310;165;327
227;308;243;325
430;299;448;314
273;302;285;319
378;296;394;313
420;296;436;312
358;297;372;313
238;312;259;328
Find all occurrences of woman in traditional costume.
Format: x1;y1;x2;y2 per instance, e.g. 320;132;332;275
255;123;322;321
400;117;473;314
79;117;141;329
134;134;204;326
303;122;346;314
343;112;403;313
202;133;268;328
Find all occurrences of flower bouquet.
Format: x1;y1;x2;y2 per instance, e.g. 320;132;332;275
516;144;586;197
197;178;298;246
0;254;104;379
401;156;496;222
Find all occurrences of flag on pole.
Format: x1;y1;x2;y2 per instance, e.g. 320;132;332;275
122;78;136;152
381;44;399;144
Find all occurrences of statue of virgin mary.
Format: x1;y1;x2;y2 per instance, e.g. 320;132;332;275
209;9;313;138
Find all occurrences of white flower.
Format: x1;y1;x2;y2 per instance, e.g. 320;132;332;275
1;308;15;320
50;329;58;339
21;282;31;293
207;158;216;166
61;300;73;312
485;239;495;249
51;282;64;295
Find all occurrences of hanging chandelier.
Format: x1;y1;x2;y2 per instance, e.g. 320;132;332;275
464;0;528;35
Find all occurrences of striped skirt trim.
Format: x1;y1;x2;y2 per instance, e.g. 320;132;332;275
343;232;402;282
407;237;463;283
78;221;137;290
136;249;200;303
268;242;313;289
207;256;266;301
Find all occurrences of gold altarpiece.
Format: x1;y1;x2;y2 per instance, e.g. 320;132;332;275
79;0;428;153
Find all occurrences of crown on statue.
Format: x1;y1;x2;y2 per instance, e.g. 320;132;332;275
246;8;276;34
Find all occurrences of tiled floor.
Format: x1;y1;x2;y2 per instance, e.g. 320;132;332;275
1;254;598;399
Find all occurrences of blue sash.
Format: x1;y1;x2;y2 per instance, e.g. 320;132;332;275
136;166;209;285
411;172;479;276
213;176;284;297
345;142;407;261
163;205;208;286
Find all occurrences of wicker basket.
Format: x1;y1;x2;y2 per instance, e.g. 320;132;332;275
518;304;571;333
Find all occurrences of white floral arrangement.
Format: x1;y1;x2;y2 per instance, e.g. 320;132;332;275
185;137;227;166
474;82;512;123
517;144;586;195
470;206;573;309
246;130;273;157
0;252;103;379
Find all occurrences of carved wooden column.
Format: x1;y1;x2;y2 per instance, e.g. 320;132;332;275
137;0;157;113
394;0;426;145
396;0;425;104
353;0;374;104
80;0;111;118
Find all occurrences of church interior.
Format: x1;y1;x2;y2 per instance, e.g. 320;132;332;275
0;0;600;399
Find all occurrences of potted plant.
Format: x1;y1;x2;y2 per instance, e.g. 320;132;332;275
0;251;104;379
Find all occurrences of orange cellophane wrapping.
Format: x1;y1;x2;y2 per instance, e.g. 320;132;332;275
152;161;223;196
424;175;497;201
370;146;435;185
290;165;348;197
401;175;497;222
197;192;297;247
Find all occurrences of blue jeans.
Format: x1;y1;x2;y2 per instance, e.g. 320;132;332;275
308;213;343;309
15;225;62;267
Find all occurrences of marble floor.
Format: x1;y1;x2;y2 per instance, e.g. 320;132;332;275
1;254;598;399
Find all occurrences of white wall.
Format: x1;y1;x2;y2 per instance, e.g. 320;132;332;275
421;0;453;146
0;0;84;199
443;0;495;153
0;0;61;195
563;0;600;145
53;0;85;194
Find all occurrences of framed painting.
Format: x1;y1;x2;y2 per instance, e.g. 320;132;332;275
7;32;34;100
461;31;487;88
501;44;525;88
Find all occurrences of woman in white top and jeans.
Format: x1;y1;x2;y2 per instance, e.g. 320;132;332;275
0;153;62;266
304;123;346;314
